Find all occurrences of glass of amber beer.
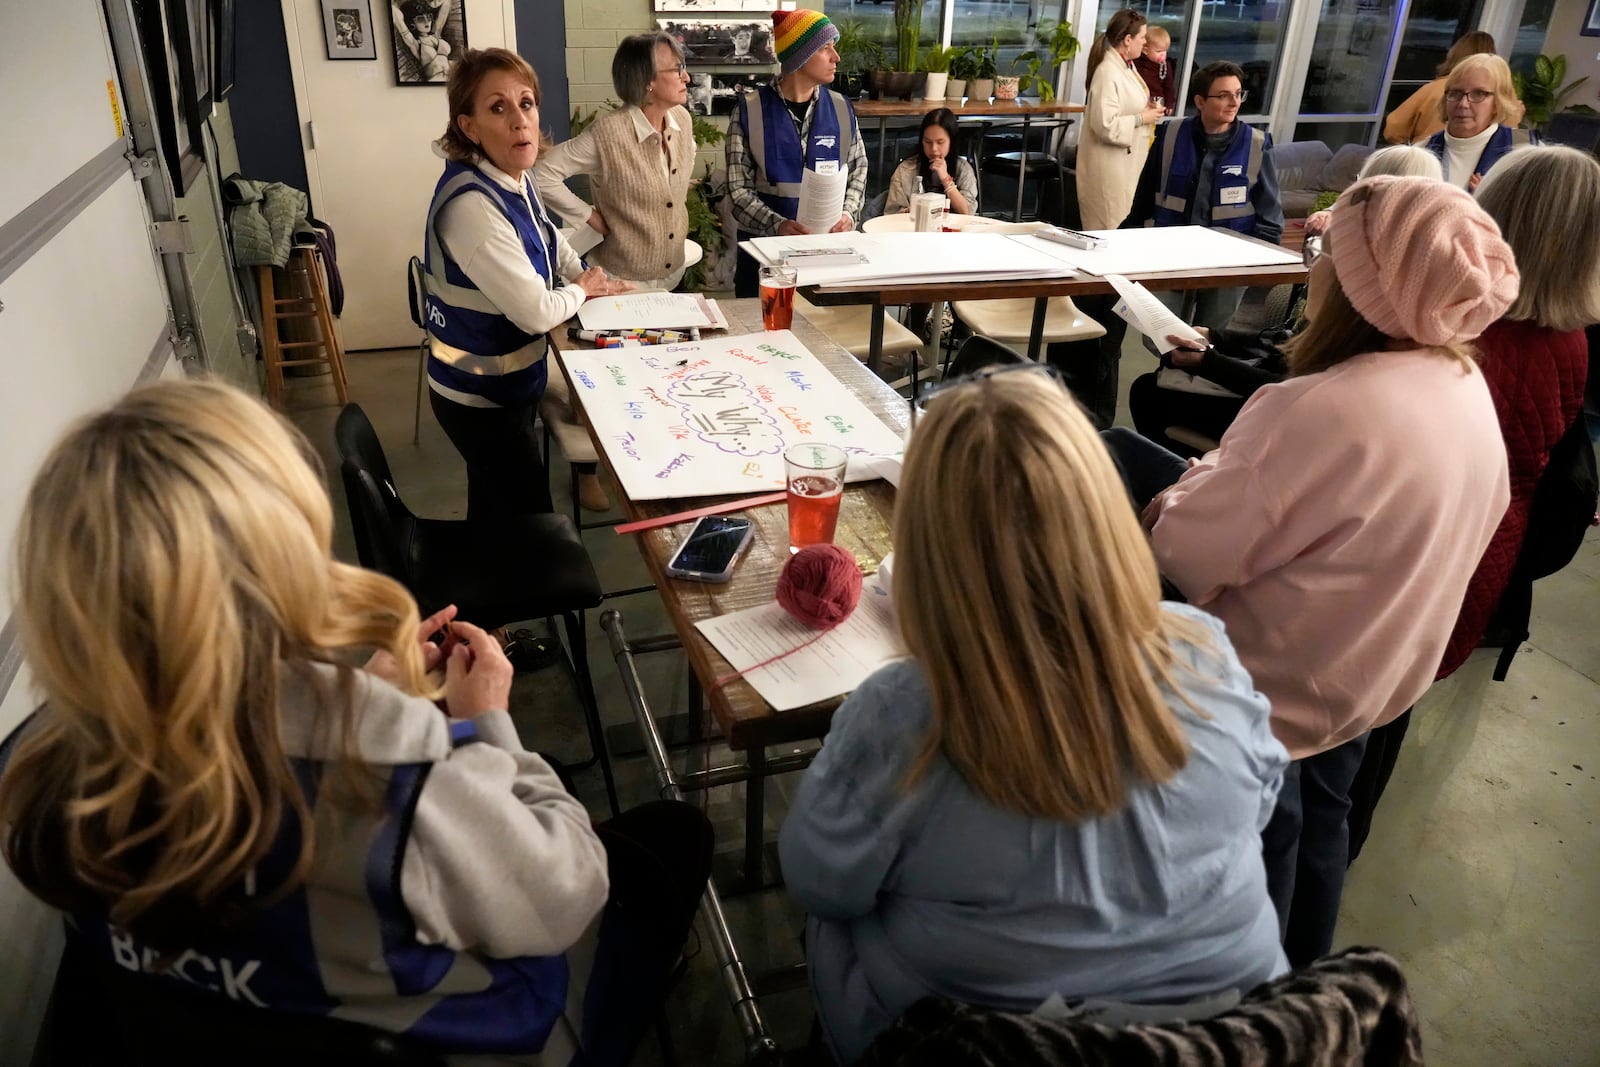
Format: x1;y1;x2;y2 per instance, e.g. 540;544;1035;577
785;442;847;553
760;264;797;331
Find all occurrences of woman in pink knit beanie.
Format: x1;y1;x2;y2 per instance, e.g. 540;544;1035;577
1104;174;1519;968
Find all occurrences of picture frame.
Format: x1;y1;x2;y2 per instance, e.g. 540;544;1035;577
130;0;205;194
1583;0;1600;37
323;0;377;60
213;0;238;97
656;0;775;10
658;18;777;67
686;72;761;116
391;0;468;85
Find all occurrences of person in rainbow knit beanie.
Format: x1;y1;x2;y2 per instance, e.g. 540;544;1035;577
725;8;867;297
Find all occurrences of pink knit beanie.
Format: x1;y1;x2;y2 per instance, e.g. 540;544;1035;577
1328;175;1519;347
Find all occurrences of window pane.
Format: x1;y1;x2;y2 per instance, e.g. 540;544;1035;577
1508;0;1558;77
951;0;1068;73
1187;0;1292;113
822;1;896;67
1390;0;1482;84
1297;0;1406;115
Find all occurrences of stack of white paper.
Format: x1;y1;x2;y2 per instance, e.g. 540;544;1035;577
798;166;848;234
1007;225;1302;277
577;292;722;332
741;232;1077;287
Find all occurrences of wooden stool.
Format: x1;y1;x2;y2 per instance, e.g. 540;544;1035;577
256;245;349;407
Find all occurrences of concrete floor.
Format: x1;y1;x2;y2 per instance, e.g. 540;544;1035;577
283;321;1599;1066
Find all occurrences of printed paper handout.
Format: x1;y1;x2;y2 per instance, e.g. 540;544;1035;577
563;330;906;502
1106;274;1206;354
695;595;901;711
798;165;848;235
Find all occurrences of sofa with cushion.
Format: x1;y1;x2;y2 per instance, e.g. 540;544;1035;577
1275;140;1374;220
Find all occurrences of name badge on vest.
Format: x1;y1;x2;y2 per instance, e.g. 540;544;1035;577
1219;185;1248;205
813;160;840;175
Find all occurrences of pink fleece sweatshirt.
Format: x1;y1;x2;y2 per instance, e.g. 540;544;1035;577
1152;349;1510;759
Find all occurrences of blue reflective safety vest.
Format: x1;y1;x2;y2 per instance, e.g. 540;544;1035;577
1153;117;1269;235
0;714;584;1060
1423;124;1534;186
738;83;857;224
422;160;559;409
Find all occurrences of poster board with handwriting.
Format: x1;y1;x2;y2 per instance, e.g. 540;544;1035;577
562;330;905;502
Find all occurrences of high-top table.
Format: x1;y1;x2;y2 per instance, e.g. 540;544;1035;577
800;228;1309;372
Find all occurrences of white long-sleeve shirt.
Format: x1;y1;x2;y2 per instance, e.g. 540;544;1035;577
436;157;587;338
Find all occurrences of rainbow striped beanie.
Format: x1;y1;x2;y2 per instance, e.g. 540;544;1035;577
772;9;838;75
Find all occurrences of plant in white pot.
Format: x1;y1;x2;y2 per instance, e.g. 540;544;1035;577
921;43;953;100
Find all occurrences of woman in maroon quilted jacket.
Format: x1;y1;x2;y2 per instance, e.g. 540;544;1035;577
1348;145;1599;861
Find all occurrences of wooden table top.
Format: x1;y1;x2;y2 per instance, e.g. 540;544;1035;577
557;300;907;751
801;230;1307;307
854;97;1084;118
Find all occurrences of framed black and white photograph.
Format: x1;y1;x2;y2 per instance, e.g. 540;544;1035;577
131;0;206;193
658;19;776;67
686;72;759;116
322;0;376;59
655;0;775;11
391;0;467;84
1583;0;1600;37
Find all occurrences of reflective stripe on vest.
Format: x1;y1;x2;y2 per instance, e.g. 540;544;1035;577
1154;119;1265;223
423;170;506;316
741;84;853;219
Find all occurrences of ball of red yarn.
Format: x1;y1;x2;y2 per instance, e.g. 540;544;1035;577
777;544;862;627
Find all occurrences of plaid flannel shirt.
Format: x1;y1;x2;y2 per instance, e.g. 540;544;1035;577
725;83;868;236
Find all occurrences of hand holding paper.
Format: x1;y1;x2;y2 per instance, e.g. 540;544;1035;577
1105;274;1207;354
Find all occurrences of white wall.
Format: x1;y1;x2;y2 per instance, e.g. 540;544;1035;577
281;0;517;351
1543;0;1600;108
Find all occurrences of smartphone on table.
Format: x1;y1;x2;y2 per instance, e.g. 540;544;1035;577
665;515;755;583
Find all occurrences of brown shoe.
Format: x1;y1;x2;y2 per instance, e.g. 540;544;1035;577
577;471;611;513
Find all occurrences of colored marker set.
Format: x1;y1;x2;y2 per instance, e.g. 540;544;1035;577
568;326;703;349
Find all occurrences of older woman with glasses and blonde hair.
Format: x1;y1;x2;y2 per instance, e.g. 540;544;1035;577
1106;175;1518;968
1424;53;1534;190
1345;145;1600;863
0;380;710;1064
779;365;1290;1064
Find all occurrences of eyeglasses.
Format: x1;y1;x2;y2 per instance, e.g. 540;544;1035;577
1302;233;1323;269
1443;89;1492;105
911;361;1065;426
657;62;688;77
1204;90;1248;103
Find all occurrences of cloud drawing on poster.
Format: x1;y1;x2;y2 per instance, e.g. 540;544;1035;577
667;371;785;458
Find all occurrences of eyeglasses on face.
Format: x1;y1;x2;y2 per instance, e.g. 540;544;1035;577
657;62;688;77
1302;233;1323;269
1444;89;1492;105
911;361;1066;426
1205;90;1248;103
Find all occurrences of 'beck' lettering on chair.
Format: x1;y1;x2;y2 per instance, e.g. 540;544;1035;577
109;930;267;1007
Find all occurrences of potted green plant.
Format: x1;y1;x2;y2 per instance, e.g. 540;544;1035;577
945;45;973;102
967;38;998;102
681;115;727;292
1014;19;1081;102
921;43;954;100
834;18;885;100
886;0;925;99
1511;53;1594;132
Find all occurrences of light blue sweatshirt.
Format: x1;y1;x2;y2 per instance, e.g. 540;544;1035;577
778;603;1290;1063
